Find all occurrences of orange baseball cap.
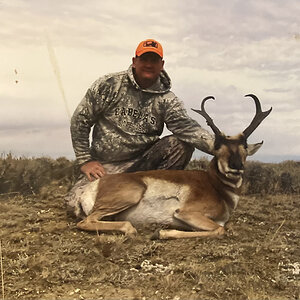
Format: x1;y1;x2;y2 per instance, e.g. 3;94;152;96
135;39;163;58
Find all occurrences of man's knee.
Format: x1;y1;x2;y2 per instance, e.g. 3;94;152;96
160;135;194;155
156;135;194;169
125;135;194;172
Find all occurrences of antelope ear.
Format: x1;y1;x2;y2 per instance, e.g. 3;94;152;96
247;141;264;156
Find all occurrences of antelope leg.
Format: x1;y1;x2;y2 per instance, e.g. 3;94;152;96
157;227;225;240
77;211;137;235
154;210;225;240
174;210;222;231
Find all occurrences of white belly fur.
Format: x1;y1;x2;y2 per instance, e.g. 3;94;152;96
116;177;191;227
80;179;99;215
116;196;180;226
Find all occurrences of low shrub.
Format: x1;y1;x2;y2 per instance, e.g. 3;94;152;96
0;154;299;195
187;158;300;195
0;154;77;195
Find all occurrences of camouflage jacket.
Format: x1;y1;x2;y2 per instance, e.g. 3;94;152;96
70;65;214;165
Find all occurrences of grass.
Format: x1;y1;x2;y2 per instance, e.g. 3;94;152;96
1;194;299;299
1;154;300;196
0;240;4;300
0;155;299;299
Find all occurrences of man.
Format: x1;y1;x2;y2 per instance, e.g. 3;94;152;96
70;39;214;182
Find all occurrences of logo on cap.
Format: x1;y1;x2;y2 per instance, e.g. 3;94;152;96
143;40;158;48
135;39;163;58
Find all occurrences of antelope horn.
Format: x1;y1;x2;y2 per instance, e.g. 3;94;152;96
192;96;222;136
243;94;272;138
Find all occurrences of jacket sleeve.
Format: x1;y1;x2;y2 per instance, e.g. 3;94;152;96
70;79;108;165
163;95;215;155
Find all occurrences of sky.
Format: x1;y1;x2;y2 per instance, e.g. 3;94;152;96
1;0;300;163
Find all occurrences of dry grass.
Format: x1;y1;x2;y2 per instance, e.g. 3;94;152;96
0;155;299;299
188;158;300;195
1;154;300;196
0;240;4;300
0;192;299;300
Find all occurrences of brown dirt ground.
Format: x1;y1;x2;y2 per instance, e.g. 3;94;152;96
0;184;299;300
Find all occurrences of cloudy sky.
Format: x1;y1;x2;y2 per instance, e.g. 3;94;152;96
1;0;299;162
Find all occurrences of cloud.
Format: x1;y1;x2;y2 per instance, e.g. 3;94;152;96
0;0;299;161
0;126;73;158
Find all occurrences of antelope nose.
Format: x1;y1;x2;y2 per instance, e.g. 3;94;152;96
229;158;244;171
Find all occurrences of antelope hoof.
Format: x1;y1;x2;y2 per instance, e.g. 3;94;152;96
150;229;161;240
216;226;225;236
76;220;87;229
124;224;138;237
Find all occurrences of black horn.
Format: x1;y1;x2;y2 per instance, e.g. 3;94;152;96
192;96;222;136
243;94;272;138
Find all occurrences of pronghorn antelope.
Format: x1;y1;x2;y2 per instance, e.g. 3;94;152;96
77;94;272;239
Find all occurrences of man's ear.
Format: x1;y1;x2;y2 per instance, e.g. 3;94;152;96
247;141;264;156
132;57;136;68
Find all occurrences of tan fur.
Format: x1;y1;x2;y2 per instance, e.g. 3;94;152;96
76;94;271;239
76;139;254;239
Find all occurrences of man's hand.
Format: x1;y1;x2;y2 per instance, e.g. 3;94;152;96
80;161;106;181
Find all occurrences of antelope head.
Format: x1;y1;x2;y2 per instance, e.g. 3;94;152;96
192;94;272;181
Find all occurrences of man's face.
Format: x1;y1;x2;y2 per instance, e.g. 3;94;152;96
132;52;164;88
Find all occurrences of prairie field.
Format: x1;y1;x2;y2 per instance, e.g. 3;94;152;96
0;156;299;300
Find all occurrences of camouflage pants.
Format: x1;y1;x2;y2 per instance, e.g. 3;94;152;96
66;135;194;218
125;135;194;172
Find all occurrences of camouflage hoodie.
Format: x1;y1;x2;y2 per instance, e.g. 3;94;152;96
70;65;214;165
